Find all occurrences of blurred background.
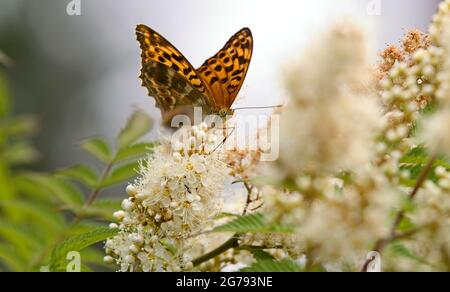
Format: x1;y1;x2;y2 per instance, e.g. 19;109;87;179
0;0;441;171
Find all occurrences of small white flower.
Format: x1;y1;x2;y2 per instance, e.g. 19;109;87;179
113;210;126;221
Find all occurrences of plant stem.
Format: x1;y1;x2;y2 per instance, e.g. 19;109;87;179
242;182;253;215
85;161;114;207
192;235;240;267
361;154;437;272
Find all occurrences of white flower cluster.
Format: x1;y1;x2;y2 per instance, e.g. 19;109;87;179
105;124;230;272
378;45;444;181
277;20;381;177
260;169;397;268
383;166;450;272
254;21;399;269
429;0;450;46
420;14;450;157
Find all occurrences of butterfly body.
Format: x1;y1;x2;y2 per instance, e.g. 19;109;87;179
136;24;253;125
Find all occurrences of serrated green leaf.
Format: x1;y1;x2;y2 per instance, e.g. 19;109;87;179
80;137;112;163
212;213;293;234
101;162;139;188
49;227;119;271
22;173;84;207
56;165;98;188
399;145;450;187
241;258;300;272
401;146;450;170
114;142;155;162
66;222;108;236
117;110;153;149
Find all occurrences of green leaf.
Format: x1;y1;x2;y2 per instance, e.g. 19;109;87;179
249;249;275;261
212;213;293;234
117;110;153;149
80;248;113;270
0;222;44;259
101;162;139;188
389;243;429;265
80;137;113;163
81;199;122;220
4;116;38;137
241;258;300;272
3;141;39;165
49;227;119;271
399;145;450;187
159;238;178;255
56;165;98;188
66;222;108;236
114;142;155;162
397;216;416;233
14;174;55;203
23;173;84;207
0;200;66;236
0;243;26;272
0;72;10;118
214;212;240;220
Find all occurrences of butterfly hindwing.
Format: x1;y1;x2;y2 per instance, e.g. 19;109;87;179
136;24;253;122
136;24;215;116
196;28;253;109
141;61;212;123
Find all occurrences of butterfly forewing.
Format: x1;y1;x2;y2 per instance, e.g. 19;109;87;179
196;28;253;109
136;24;215;116
141;61;213;123
136;24;252;123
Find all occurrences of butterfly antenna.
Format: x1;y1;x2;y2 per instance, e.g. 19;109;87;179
212;126;236;153
233;105;284;111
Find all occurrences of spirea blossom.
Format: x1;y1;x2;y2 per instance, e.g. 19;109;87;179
251;21;399;270
277;20;382;176
259;168;398;269
419;19;450;156
105;124;231;271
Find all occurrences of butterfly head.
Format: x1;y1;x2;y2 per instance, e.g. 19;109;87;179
218;107;233;118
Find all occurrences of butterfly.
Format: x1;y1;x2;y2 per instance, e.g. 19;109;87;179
136;24;253;125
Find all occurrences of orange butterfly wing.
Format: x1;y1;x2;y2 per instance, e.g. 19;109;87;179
136;24;216;122
196;28;253;109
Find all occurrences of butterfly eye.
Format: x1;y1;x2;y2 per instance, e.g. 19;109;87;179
218;108;228;117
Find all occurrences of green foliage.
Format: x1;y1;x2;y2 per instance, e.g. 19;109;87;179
0;74;154;272
240;258;300;272
114;142;155;163
80;137;113;164
400;145;450;186
117;109;153;149
56;165;99;188
212;213;293;234
49;227;119;271
248;249;275;261
388;243;430;266
101;161;140;188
